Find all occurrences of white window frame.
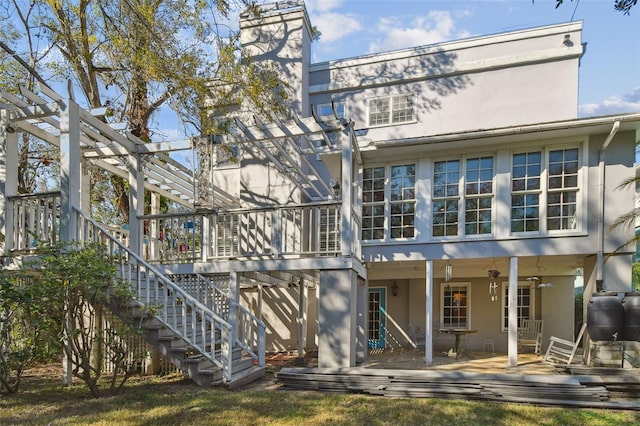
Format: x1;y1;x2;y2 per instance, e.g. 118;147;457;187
432;155;495;238
367;94;415;127
362;162;417;241
440;282;471;329
510;144;583;235
500;281;536;332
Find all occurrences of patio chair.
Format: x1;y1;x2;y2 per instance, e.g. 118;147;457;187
518;319;544;355
408;323;426;348
544;323;587;366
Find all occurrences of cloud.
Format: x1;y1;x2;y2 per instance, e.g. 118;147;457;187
312;12;363;43
368;11;462;53
579;87;640;116
306;0;345;13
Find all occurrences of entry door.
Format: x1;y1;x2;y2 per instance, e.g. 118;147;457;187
368;288;386;349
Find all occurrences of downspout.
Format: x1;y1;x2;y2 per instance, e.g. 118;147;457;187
596;120;620;292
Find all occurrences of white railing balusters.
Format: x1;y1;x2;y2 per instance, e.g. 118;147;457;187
70;207;245;382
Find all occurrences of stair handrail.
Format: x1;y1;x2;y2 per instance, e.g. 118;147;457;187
194;273;266;367
72;207;237;381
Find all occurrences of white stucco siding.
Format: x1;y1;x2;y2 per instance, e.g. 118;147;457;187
241;286;319;353
309;23;582;137
239;152;304;206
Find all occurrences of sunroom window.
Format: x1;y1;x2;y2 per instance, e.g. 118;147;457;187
368;94;414;127
363;164;416;240
433;156;494;237
511;147;580;233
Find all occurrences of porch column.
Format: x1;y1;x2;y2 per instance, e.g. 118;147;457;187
80;159;91;212
425;260;434;365
356;277;368;363
340;128;353;257
127;153;144;256
150;193;160;260
318;269;357;367
508;256;519;367
297;278;308;358
0;110;18;254
59;99;81;243
228;271;240;343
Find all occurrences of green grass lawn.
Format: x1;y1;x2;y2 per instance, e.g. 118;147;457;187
1;367;639;425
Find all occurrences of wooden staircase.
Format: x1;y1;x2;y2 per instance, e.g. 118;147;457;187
78;209;267;388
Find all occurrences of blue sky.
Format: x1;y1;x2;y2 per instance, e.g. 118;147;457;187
304;0;640;117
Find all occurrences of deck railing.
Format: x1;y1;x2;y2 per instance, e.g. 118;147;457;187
7;192;61;251
140;201;352;263
72;207;264;381
6;195;360;263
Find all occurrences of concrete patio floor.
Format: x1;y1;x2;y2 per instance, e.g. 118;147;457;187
361;348;559;375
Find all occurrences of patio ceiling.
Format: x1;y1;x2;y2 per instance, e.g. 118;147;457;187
366;255;585;281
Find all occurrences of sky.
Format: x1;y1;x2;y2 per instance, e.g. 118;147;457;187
303;0;640;117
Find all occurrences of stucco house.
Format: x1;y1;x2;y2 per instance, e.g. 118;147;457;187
1;0;639;385
229;1;640;367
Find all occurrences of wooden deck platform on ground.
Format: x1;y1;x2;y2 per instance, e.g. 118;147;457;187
276;367;640;410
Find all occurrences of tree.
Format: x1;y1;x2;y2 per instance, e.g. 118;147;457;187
1;0;285;222
607;175;640;255
554;0;637;14
0;270;56;394
29;241;140;397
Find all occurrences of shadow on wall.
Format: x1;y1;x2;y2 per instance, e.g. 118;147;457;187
242;285;306;352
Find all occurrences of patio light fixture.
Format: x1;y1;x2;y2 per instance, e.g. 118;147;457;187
391;281;399;297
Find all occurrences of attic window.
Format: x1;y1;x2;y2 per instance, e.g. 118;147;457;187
368;94;414;127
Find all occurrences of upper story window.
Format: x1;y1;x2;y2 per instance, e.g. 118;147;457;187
316;102;346;119
432;156;494;237
368;94;414;127
363;163;416;240
511;147;579;233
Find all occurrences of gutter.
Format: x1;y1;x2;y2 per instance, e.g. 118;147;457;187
596;120;620;291
372;113;640;148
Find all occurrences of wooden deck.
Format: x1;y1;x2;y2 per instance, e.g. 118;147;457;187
272;350;640;410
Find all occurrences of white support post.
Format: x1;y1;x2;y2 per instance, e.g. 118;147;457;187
356;277;368;363
0;111;18;254
59;99;81;386
318;269;357;367
228;271;240;344
271;209;281;257
340;133;353;257
201;212;210;262
508;256;519;367
425;260;434;366
127;154;144;256
80;159;91;213
59;99;81;243
297;279;308;358
257;283;263;322
150;193;160;260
